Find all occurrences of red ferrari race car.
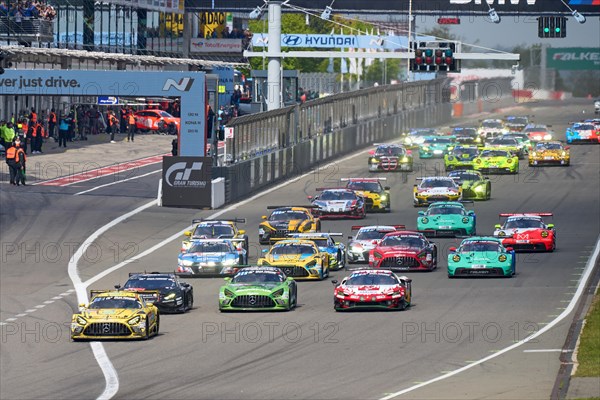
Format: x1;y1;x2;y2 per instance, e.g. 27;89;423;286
492;213;556;252
134;109;180;134
369;231;437;272
333;269;412;311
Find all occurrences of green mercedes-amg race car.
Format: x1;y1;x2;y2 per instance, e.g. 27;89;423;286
219;267;297;311
447;170;491;200
447;237;515;278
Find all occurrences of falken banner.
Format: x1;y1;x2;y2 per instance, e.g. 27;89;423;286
0;70;205;157
162;156;213;208
251;34;435;50
546;48;600;70
186;0;600;15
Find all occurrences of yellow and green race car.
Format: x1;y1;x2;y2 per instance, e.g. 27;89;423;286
182;218;248;252
257;239;330;280
473;148;519;174
529;141;570;166
71;290;160;340
259;206;321;245
444;145;480;171
341;177;391;212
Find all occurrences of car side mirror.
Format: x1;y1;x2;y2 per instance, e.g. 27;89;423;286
307;195;313;200
261;215;267;220
331;280;338;286
547;224;554;229
184;230;192;237
223;277;232;282
418;211;425;216
495;224;501;229
384;186;390;190
564;146;570;150
78;303;87;310
468;211;475;216
449;246;457;252
238;229;246;235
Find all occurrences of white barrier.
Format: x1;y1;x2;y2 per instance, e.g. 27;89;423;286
211;177;225;209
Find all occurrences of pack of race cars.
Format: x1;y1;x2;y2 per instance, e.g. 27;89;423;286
74;115;592;340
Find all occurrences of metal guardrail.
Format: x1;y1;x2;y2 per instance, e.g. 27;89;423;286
224;78;450;163
0;16;53;39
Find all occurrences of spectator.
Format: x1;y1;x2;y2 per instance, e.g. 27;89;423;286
222;26;230;38
127;111;136;142
58;113;69;148
206;105;215;138
47;108;57;139
0;2;9;16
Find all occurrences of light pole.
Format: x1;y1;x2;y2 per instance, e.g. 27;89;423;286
406;0;413;82
266;0;282;111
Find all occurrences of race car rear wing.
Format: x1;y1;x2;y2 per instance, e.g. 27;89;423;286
287;232;344;238
499;213;553;217
266;205;319;209
128;271;176;277
191;218;246;224
315;187;350;191
351;225;406;230
340;177;387;181
89;289;161;304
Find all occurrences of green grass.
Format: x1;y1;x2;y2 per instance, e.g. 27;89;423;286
575;294;600;377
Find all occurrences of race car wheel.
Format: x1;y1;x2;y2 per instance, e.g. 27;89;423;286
154;315;160;336
316;221;322;232
288;287;297;310
186;293;194;312
143;320;150;340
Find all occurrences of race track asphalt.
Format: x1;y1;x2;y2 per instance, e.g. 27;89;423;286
1;99;598;400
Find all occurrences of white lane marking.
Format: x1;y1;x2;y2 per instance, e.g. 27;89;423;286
68;201;155;400
67;144;419;399
523;349;572;353
52;296;63;300
24;309;36;313
378;235;600;400
34;305;46;309
43;300;54;304
74;170;161;196
5;318;17;322
59;292;71;296
15;314;26;317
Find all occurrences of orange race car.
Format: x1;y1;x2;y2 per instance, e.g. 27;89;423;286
134;109;180;134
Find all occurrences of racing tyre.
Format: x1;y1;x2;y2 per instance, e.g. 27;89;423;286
316;220;322;232
154;315;160;336
186;293;194;312
143;320;150;340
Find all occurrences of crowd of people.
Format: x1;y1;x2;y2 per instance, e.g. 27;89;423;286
0;0;56;21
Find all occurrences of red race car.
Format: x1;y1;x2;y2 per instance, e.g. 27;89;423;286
333;269;412;311
369;231;437;271
492;213;556;252
134;109;180;133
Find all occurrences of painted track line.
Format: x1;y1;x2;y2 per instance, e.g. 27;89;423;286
36;154;167;187
73;169;161;196
68;147;370;400
378;234;600;400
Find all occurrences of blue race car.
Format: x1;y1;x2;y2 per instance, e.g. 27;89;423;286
566;122;600;144
177;239;247;276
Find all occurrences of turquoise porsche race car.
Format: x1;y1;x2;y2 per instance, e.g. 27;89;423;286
447;237;515;278
417;201;476;237
219;267;297;311
447;170;491;200
418;136;455;158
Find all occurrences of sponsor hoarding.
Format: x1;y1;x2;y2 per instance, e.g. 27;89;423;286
162;157;213;208
547;47;600;70
190;38;242;53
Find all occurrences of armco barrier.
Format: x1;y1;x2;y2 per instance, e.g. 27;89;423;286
214;102;452;205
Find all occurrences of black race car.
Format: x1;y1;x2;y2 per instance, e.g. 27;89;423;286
123;272;194;313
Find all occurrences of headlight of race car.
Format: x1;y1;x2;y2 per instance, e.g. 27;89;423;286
272;288;284;297
371;158;378;163
350;245;363;253
128;316;141;325
179;259;194;267
380;195;387;201
76;316;87;325
164;293;176;300
401;156;409;163
541;230;549;238
462;217;470;223
475;185;485;192
405;138;412;145
224;289;235;297
421;217;429;224
544;134;552;140
531;152;537;157
452;254;460;262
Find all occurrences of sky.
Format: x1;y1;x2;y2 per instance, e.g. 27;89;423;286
402;15;599;51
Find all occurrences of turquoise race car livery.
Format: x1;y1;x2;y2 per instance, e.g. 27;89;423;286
417;201;476;237
447;237;515;278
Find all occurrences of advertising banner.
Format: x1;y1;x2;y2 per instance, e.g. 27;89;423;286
0;70;205;157
547;48;600;70
190;38;242;53
251;34;435;50
104;0;184;14
162;156;213;208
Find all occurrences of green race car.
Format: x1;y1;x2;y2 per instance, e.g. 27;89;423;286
219;267;297;311
417;201;476;237
448;170;491;200
447;237;516;278
444;145;480;171
418;136;455;158
473;148;519;174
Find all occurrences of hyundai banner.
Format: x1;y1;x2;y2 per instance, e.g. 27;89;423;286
251;34;435;50
162;156;213;208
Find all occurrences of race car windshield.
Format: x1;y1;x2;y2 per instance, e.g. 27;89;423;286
347;181;382;192
491;138;518;146
507;117;528;125
454;128;477;136
411;129;437;135
271;244;316;256
460;242;501;253
269;211;309;222
124;279;175;290
232;272;284;284
193;225;234;237
482;121;503;128
480;150;510;158
356;230;392;240
450;172;480;181
159;111;174;118
319;191;356;201
452;147;479;156
424;137;452;144
421;179;456;188
525;127;548;133
89;297;142;309
345;274;398;286
380;236;425;249
505;219;544;229
429;206;464;215
573;124;594;130
375;147;405;156
189;242;232;253
536;143;562;150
